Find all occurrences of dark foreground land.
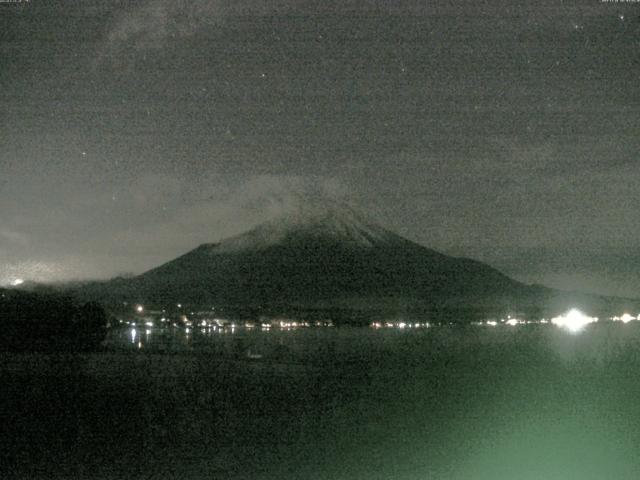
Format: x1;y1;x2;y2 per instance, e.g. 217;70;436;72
3;325;640;479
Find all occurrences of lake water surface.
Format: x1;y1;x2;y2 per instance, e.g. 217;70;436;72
3;322;640;479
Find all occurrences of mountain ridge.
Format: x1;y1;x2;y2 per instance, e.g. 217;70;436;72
68;202;640;321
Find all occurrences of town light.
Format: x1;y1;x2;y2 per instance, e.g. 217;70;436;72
551;309;597;333
620;313;634;324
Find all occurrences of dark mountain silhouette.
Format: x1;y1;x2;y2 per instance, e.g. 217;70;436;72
72;203;639;322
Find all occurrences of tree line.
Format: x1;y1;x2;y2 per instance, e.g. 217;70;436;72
0;289;107;352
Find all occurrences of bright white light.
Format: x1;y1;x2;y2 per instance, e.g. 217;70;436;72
620;313;634;324
145;321;153;327
11;278;24;286
136;305;144;313
486;321;497;327
130;328;137;343
506;319;518;326
551;309;597;333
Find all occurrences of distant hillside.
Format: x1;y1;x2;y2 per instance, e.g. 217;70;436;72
0;288;107;351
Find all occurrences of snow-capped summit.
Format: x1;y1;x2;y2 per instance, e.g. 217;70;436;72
71;195;640;321
213;200;400;253
72;195;640;322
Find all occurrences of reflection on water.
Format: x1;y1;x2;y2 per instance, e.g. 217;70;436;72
111;305;640;357
8;318;640;480
107;311;640;362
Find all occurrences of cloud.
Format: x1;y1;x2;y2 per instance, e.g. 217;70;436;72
0;172;351;282
106;0;172;51
490;136;640;178
0;259;61;286
0;229;29;246
109;173;351;252
101;0;229;61
35;173;347;277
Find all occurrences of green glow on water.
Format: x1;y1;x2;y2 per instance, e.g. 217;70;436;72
6;324;640;479
449;405;640;480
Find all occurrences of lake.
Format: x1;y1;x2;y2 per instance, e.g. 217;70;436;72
3;322;640;479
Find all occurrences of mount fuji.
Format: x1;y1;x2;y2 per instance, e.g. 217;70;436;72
73;201;638;321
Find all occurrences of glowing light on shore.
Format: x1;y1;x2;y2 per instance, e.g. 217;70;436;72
612;313;636;324
11;278;24;286
136;305;144;313
621;313;634;324
551;309;597;333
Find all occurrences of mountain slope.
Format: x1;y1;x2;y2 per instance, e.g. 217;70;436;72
73;203;639;320
99;205;524;307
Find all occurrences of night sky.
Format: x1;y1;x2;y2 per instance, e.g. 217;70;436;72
1;0;639;297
